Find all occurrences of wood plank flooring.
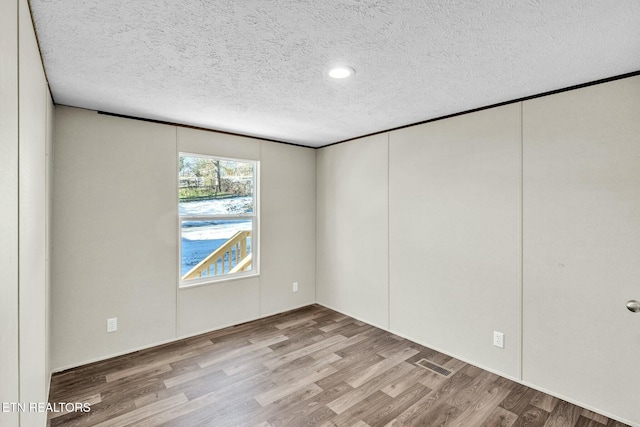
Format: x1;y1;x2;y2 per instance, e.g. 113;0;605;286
48;305;629;427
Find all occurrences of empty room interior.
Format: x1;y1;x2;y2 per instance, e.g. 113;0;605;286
2;1;640;426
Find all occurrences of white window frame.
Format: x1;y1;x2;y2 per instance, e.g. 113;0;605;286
178;152;259;288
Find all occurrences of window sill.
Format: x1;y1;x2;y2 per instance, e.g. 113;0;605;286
178;271;260;289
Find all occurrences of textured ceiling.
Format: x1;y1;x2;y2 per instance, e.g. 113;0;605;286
30;0;640;147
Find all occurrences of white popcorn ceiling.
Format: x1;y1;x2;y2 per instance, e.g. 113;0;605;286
30;0;640;147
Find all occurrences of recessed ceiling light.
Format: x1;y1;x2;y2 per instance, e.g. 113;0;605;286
328;66;355;79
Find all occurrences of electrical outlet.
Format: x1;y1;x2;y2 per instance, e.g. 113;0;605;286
292;282;299;292
107;318;118;333
493;331;504;349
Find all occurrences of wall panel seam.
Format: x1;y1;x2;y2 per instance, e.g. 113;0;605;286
519;101;524;381
386;132;390;330
16;0;22;410
258;140;263;317
174;125;178;340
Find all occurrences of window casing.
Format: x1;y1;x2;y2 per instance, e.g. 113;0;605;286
178;153;258;287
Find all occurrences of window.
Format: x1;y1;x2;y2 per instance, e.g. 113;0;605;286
178;153;258;286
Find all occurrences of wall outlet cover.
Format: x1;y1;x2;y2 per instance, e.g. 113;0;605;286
107;317;118;333
493;331;504;349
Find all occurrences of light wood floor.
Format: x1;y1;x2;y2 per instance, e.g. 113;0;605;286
48;305;628;427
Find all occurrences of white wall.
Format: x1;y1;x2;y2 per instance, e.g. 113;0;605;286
522;76;640;425
315;76;640;426
52;108;178;369
45;86;55;404
317;105;522;378
316;133;389;329
18;0;54;425
0;1;53;426
0;0;20;424
259;140;316;316
52;110;316;369
389;104;522;379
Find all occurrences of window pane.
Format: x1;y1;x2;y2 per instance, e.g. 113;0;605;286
178;153;258;285
179;156;254;215
181;219;253;280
